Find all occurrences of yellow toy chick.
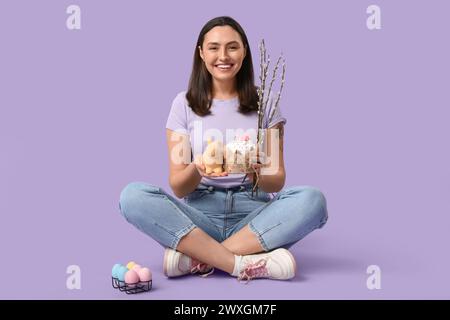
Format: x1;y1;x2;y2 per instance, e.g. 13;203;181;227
202;138;224;174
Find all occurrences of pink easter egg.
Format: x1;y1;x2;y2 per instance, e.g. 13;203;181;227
132;264;142;272
124;269;140;284
138;267;152;282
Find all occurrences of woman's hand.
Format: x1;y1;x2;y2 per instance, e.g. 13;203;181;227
248;151;267;182
193;154;228;178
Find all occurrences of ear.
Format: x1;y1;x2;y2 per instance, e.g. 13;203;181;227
198;45;204;61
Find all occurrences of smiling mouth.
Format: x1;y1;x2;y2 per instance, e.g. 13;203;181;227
215;64;234;70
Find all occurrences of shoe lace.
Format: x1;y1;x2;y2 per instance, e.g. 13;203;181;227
237;258;269;283
190;261;214;278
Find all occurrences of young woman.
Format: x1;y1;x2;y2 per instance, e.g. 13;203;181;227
119;16;328;282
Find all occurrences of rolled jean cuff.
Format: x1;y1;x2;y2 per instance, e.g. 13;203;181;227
171;223;197;250
248;221;270;252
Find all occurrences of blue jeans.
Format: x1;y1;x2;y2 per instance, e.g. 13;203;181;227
119;182;328;252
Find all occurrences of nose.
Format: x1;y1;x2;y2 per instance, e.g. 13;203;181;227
219;47;229;60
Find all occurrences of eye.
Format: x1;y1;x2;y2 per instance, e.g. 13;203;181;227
209;47;218;51
229;46;238;50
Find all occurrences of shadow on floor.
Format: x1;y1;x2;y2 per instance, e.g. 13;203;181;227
293;250;366;276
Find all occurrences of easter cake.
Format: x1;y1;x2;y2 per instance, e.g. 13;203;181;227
224;135;257;174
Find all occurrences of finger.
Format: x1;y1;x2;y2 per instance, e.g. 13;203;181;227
209;172;227;177
257;152;267;164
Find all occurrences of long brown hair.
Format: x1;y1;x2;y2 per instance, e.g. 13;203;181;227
186;16;258;116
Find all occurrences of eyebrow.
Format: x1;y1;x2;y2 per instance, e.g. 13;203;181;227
206;41;240;46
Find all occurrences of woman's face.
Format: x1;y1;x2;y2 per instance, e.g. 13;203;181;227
199;26;247;84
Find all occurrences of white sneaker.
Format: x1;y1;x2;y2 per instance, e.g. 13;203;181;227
236;248;296;282
163;248;214;278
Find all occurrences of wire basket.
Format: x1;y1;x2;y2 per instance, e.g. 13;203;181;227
112;277;152;294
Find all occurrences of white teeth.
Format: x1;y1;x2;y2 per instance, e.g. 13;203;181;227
216;64;232;69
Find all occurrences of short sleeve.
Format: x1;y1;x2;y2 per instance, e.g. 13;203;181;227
263;93;287;128
165;92;189;135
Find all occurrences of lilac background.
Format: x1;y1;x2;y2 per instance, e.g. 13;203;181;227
1;0;449;299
